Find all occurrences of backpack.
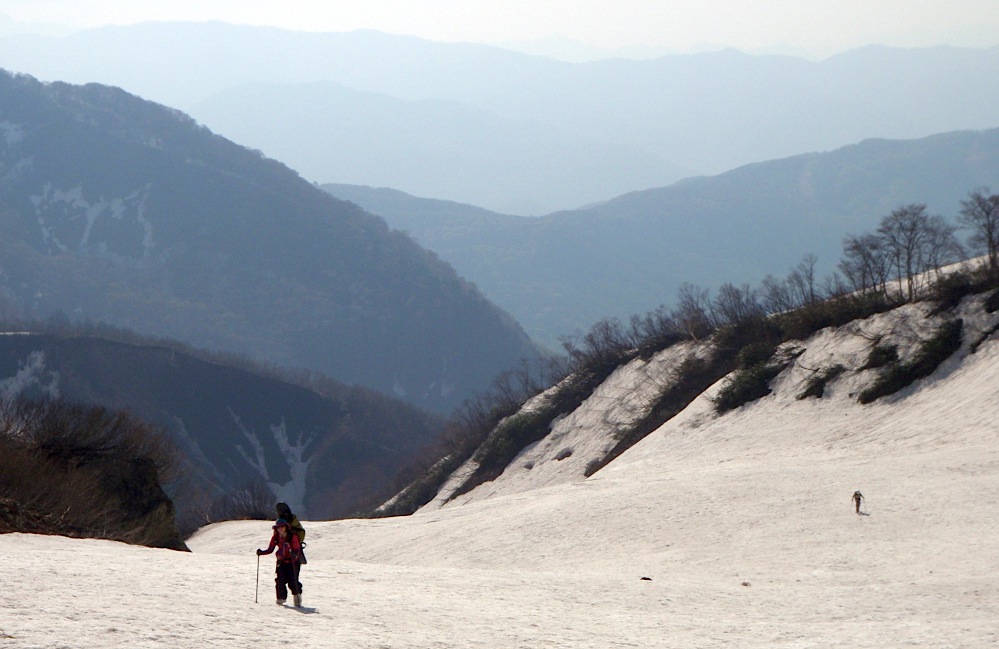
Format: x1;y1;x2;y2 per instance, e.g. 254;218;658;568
276;503;307;563
287;514;307;564
288;515;306;542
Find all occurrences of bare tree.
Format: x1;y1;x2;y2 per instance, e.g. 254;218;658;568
712;282;763;327
671;282;714;341
759;274;794;315
788;254;820;306
958;188;999;276
820;270;850;299
559;318;632;373
627;305;680;352
489;359;550;413
877;204;932;301
922;214;963;281
840;233;890;296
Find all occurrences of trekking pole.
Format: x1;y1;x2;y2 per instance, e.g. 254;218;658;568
255;553;260;604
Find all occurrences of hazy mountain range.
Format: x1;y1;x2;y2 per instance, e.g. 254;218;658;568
1;23;997;213
190;81;682;217
327;128;999;349
0;70;540;413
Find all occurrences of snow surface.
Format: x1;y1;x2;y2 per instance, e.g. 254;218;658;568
2;296;998;647
423;340;714;508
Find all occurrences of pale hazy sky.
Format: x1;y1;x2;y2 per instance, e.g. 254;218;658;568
1;0;998;58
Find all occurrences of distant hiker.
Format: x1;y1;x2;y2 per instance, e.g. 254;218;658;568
257;519;303;607
852;490;864;514
275;502;306;591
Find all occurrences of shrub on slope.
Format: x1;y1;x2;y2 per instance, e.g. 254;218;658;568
858;319;964;404
0;399;186;550
712;361;788;414
796;364;847;400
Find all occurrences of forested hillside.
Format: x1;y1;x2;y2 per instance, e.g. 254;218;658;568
0;328;444;525
0;70;541;413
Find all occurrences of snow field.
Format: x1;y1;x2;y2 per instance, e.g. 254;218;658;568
2;296;998;647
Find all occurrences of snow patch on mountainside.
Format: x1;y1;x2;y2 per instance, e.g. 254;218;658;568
231;408;315;516
267;418;315;515
0;349;60;401
29;182;154;256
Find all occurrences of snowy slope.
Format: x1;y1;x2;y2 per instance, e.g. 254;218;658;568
2;294;998;647
420;339;714;509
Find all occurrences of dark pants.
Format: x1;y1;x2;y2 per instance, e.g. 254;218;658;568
275;562;301;600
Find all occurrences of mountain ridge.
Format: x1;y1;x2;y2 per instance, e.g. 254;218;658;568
326;127;999;349
3;24;998;212
0;69;542;413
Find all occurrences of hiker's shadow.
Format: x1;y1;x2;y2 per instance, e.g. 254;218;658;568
291;606;319;614
857;511;871;516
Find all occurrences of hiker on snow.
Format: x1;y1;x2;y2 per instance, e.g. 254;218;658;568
257;518;303;607
275;502;306;591
852;490;864;514
276;503;306;549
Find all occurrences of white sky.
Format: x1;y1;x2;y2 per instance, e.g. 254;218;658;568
2;0;999;57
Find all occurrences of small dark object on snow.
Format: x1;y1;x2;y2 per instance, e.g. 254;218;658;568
640;576;652;581
741;581;751;587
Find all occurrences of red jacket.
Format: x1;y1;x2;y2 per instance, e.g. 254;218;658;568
260;531;301;563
